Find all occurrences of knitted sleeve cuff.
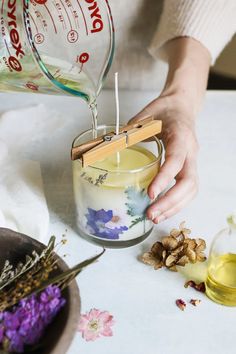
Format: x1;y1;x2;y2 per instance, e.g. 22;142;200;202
149;0;236;65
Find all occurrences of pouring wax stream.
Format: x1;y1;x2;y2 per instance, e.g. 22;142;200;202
115;72;121;166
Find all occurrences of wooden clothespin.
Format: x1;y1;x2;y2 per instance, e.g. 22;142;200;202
71;116;162;167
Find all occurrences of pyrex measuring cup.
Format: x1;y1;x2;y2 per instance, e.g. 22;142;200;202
0;0;114;103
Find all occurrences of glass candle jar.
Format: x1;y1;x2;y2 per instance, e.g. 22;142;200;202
72;125;163;248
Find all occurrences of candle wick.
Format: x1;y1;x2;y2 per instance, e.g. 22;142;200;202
115;72;120;165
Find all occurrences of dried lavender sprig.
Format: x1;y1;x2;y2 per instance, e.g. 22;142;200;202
0;237;56;291
0;248;105;312
34;248;106;294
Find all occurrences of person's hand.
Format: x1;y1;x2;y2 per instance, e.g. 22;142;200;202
128;37;210;223
129;94;199;224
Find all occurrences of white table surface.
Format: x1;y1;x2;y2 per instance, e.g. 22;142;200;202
0;90;236;354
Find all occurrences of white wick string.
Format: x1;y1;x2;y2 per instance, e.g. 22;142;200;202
115;72;120;165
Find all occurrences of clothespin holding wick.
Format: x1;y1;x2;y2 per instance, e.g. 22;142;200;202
71;115;162;167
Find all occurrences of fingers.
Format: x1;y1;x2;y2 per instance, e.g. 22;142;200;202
147;157;198;223
148;138;186;199
152;189;196;224
127;95;199;222
147;175;198;223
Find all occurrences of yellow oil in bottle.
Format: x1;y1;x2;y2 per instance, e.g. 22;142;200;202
206;253;236;306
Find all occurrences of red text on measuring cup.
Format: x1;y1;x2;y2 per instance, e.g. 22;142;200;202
6;0;29;72
85;0;104;34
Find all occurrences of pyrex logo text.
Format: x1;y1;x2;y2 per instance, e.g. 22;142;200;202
7;0;27;72
85;0;104;34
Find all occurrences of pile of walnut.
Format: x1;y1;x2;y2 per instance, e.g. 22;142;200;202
141;222;206;271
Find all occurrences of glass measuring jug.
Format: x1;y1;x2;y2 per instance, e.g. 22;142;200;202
0;0;114;103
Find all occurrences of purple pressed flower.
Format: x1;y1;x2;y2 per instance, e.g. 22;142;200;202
7;330;24;353
0;325;4;343
0;285;66;353
23;320;44;346
40;285;61;303
49;297;60;311
14;308;26;322
4;313;20;330
86;208;128;240
18;320;32;337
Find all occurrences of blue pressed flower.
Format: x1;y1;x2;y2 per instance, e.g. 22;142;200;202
85;208;128;240
125;187;150;217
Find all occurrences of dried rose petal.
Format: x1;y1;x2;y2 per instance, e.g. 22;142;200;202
185;239;197;249
140;252;163;270
184;280;206;293
184;280;195;288
190;299;201;306
196;252;207;262
171;244;185;256
165;255;177;267
169;265;177;272
195;238;206;251
151;241;164;258
141;222;207;273
186;248;197;263
162;236;178;250
176;255;189;266
179;221;191;237
170;228;181;238
162;250;167;259
176;299;186;311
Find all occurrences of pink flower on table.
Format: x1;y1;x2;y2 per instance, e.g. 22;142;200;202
78;308;115;341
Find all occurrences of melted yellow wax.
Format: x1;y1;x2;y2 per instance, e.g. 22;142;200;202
92;145;157;171
89;145;158;188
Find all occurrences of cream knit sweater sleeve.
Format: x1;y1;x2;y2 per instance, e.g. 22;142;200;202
149;0;236;64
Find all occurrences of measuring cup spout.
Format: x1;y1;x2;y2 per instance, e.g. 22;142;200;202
0;0;114;102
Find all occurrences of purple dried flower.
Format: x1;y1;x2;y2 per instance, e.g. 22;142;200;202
18;320;32;337
40;285;60;303
0;325;4;343
23;319;44;346
6;330;24;353
4;312;20;330
0;285;66;353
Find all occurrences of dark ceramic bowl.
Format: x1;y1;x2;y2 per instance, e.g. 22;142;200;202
0;228;81;354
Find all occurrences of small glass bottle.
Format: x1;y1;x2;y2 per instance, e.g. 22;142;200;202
206;213;236;306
